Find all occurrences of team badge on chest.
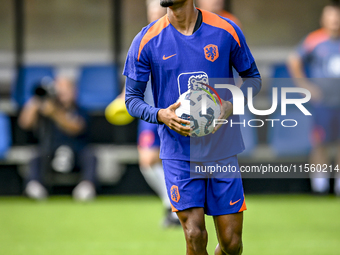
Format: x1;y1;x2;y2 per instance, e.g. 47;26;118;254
204;44;219;62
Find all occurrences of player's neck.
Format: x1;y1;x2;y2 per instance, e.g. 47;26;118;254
327;29;340;39
167;3;198;36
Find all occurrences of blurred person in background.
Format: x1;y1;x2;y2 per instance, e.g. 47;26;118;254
196;0;241;27
138;0;180;227
114;0;180;226
19;77;97;201
288;4;340;196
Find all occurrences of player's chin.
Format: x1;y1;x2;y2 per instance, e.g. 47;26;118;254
160;0;174;7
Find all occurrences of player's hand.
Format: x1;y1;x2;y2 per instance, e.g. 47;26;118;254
296;80;323;103
157;102;191;137
213;96;233;134
39;99;57;117
307;83;323;103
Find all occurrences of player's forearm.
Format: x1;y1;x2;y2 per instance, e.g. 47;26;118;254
50;110;85;136
287;53;311;88
125;77;160;124
288;53;307;79
232;61;262;105
126;96;160;124
239;77;262;104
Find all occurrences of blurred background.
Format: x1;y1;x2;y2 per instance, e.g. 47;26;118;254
0;1;340;255
0;0;334;196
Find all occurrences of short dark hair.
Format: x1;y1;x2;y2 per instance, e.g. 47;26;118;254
328;1;340;8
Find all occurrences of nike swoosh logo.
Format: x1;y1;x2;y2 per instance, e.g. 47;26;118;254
230;199;241;206
163;54;177;60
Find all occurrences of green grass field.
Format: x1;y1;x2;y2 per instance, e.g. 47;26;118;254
0;195;339;255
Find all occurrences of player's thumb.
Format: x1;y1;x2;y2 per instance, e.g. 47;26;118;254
213;94;220;104
169;102;181;111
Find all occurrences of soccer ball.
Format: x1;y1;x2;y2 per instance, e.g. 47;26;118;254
175;89;221;137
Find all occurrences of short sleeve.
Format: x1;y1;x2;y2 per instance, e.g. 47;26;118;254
230;23;255;73
295;29;329;62
296;37;311;62
123;29;151;82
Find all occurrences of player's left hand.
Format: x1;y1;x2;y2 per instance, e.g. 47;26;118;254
212;96;233;134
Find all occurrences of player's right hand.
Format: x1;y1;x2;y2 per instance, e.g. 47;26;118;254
157;102;191;137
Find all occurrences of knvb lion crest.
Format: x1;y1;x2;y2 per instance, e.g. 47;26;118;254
170;185;180;203
177;71;209;95
204;44;219;62
187;73;209;91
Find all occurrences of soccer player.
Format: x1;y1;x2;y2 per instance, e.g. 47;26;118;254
124;0;261;254
288;4;340;196
196;0;241;27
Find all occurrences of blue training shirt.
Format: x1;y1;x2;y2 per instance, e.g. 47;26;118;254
124;9;258;162
297;28;340;107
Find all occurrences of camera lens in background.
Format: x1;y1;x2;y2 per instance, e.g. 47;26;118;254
34;86;48;97
33;76;55;99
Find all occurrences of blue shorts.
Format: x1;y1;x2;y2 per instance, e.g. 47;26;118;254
311;106;340;145
137;120;160;148
162;156;246;216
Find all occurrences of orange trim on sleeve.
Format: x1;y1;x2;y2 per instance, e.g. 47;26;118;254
303;28;329;53
218;10;242;29
170;202;179;212
238;198;247;212
138;15;170;61
200;8;241;47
